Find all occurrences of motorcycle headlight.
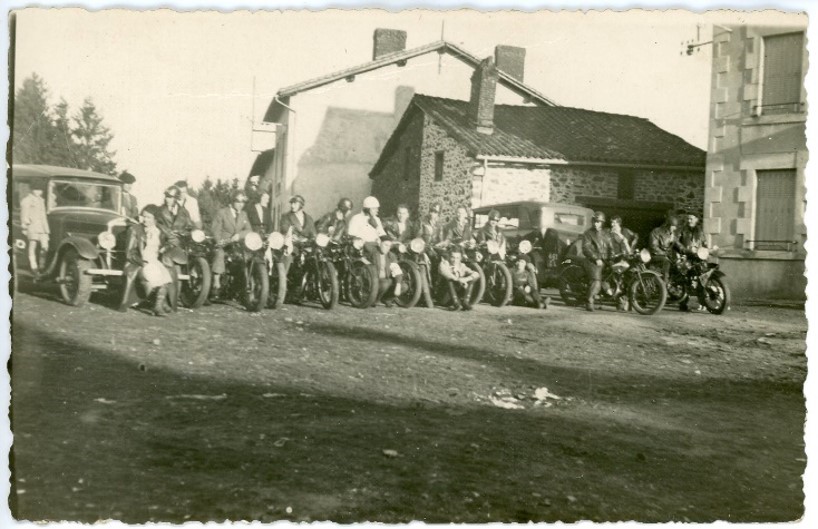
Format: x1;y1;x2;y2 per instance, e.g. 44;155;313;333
244;232;263;251
410;237;426;254
191;229;206;243
639;248;652;263
352;237;364;250
696;247;710;261
315;233;330;247
518;240;532;254
98;231;116;250
398;243;407;254
267;232;284;250
486;240;500;255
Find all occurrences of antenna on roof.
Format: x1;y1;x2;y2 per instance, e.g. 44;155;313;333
438;21;445;74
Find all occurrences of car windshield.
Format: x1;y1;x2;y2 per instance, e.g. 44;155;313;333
551;211;586;227
49;179;122;213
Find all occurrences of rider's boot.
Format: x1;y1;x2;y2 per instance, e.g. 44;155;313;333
152;285;168;317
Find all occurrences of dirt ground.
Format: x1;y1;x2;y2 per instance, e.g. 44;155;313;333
8;287;807;523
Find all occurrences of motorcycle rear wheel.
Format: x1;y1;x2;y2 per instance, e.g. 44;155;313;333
316;260;339;310
558;264;586;306
484;261;513;307
347;261;379;309
701;275;730;315
629;271;667;315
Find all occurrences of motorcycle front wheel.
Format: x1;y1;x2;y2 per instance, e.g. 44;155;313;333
466;262;486;306
558;264;586;306
395;260;423;308
700;275;730;315
315;260;339;310
267;261;287;309
347;261;379;309
244;260;269;312
179;256;212;309
629;271;667;315
484;261;513;307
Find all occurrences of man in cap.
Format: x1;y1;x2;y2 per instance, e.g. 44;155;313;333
210;191;252;298
279;195;317;276
438;246;480;311
316;197;354;242
175;180;202;229
119;171;139;219
511;254;549;309
347;196;387;244
649;215;683;283
581;211;612;312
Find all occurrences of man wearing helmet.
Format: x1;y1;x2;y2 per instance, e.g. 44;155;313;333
157;186;195;248
474;209;507;256
210;191;252;298
347;195;387;243
581;211;613;312
316;198;354;241
649;215;684;283
279;195;317;276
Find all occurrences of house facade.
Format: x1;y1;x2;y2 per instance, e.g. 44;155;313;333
370;59;706;242
703;23;807;300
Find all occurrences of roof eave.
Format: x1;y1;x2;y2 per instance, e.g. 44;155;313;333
475;155;704;171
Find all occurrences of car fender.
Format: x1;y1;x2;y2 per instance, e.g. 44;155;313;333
59;237;100;261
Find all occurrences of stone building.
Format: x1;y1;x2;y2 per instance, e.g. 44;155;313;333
370;58;706;241
702;22;807;300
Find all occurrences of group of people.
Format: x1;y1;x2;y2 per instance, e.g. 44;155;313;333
576;209;706;312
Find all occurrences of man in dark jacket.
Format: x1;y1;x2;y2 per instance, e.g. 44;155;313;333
581;211;612;312
156;186;195;247
384;204;418;244
279;195;317;276
210;191;252;297
649;215;683;282
246;191;272;234
316;198;353;241
441;206;473;247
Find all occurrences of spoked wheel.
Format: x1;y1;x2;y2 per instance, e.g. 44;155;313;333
347;261;379;308
629;271;667;315
558;264;586;307
395;260;422;308
58;249;93;306
700;275;730;315
179;256;211;308
466;262;485;306
244;260;269;312
267;261;287;309
484;261;513;307
315;260;339;310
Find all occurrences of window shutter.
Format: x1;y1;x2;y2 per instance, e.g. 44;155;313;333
755;169;796;250
762;33;804;114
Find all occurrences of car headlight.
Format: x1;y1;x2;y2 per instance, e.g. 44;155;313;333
518;240;532;254
410;237;426;254
315;233;330;247
244;232;263;251
191;229;205;243
98;231;116;250
486;240;500;255
639;248;652;263
352;237;364;250
267;232;284;250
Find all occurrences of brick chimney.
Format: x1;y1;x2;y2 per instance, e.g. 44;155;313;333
469;56;499;135
373;29;407;60
495;45;526;82
394;85;415;121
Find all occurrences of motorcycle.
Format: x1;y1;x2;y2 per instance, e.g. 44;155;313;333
169;228;212;309
666;247;731;314
283;233;340;310
465;240;512;307
330;237;379;309
559;248;668;315
390;238;425;308
210;232;269;312
264;232;289;309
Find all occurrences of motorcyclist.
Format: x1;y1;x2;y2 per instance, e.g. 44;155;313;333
347;196;387;244
157;186;195;248
279;194;317;276
474;209;507;258
438;246;480;311
316;197;353;242
581;211;612;312
440;206;474;248
677;211;708;312
511;254;549;309
383;203;418;243
418;202;445;247
210;191;252;299
608;215;638;257
649;215;684;283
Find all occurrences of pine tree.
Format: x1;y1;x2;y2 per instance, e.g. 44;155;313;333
195;177;239;232
71;97;117;175
12;73;58;164
52;98;78;168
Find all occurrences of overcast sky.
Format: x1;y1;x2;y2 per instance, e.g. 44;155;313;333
10;8;807;206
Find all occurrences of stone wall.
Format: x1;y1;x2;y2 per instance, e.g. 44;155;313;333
476;164;550;208
549;166;619;203
369;110;425;217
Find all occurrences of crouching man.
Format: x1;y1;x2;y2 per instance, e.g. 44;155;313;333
371;239;403;307
438;247;480;311
511;255;549;309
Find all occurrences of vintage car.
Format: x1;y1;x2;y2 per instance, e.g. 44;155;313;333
11;164;131;306
472;201;594;287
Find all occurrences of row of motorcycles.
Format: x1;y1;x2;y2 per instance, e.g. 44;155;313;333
166;228;730;316
167;230;526;313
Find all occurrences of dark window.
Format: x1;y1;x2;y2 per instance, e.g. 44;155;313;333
434;151;444;182
761;32;804;115
755;169;796;250
618;172;635;200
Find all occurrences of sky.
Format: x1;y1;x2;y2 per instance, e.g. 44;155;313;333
9;7;805;207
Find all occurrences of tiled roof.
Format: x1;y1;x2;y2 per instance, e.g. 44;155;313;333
408;95;705;168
